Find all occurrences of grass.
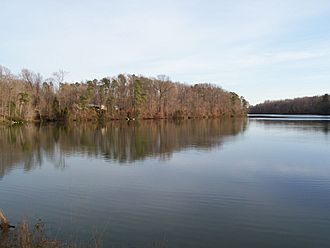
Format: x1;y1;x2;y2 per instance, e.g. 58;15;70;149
1;209;167;248
0;212;100;248
1;218;62;248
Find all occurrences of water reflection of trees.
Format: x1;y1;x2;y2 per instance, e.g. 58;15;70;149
0;119;247;178
253;120;330;134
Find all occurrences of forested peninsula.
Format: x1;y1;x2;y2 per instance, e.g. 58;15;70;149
250;94;330;115
0;66;248;124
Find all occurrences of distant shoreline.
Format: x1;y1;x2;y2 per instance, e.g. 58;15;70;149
248;114;330;118
249;94;330;116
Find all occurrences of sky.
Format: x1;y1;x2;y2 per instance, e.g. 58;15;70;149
1;0;330;104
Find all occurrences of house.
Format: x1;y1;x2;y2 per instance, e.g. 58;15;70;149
87;104;106;110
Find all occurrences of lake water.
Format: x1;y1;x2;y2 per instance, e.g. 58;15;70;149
1;118;330;247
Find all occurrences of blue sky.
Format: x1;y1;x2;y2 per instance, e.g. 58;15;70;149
1;0;330;104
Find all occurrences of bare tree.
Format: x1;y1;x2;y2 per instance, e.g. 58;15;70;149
20;69;35;85
52;69;68;88
153;75;173;117
0;65;11;79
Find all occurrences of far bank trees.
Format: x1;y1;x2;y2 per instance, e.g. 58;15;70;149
0;65;248;122
250;95;330;115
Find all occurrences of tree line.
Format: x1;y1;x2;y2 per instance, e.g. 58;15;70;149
0;65;248;123
250;94;330;115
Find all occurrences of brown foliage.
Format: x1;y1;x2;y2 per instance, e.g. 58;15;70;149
0;66;248;122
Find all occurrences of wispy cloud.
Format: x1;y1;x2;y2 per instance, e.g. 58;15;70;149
230;49;330;68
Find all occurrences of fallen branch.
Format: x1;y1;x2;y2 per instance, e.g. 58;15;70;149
0;209;15;230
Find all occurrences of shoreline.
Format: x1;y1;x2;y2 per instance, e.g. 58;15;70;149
0;114;247;126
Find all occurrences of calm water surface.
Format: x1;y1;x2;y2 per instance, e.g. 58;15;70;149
1;118;330;247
